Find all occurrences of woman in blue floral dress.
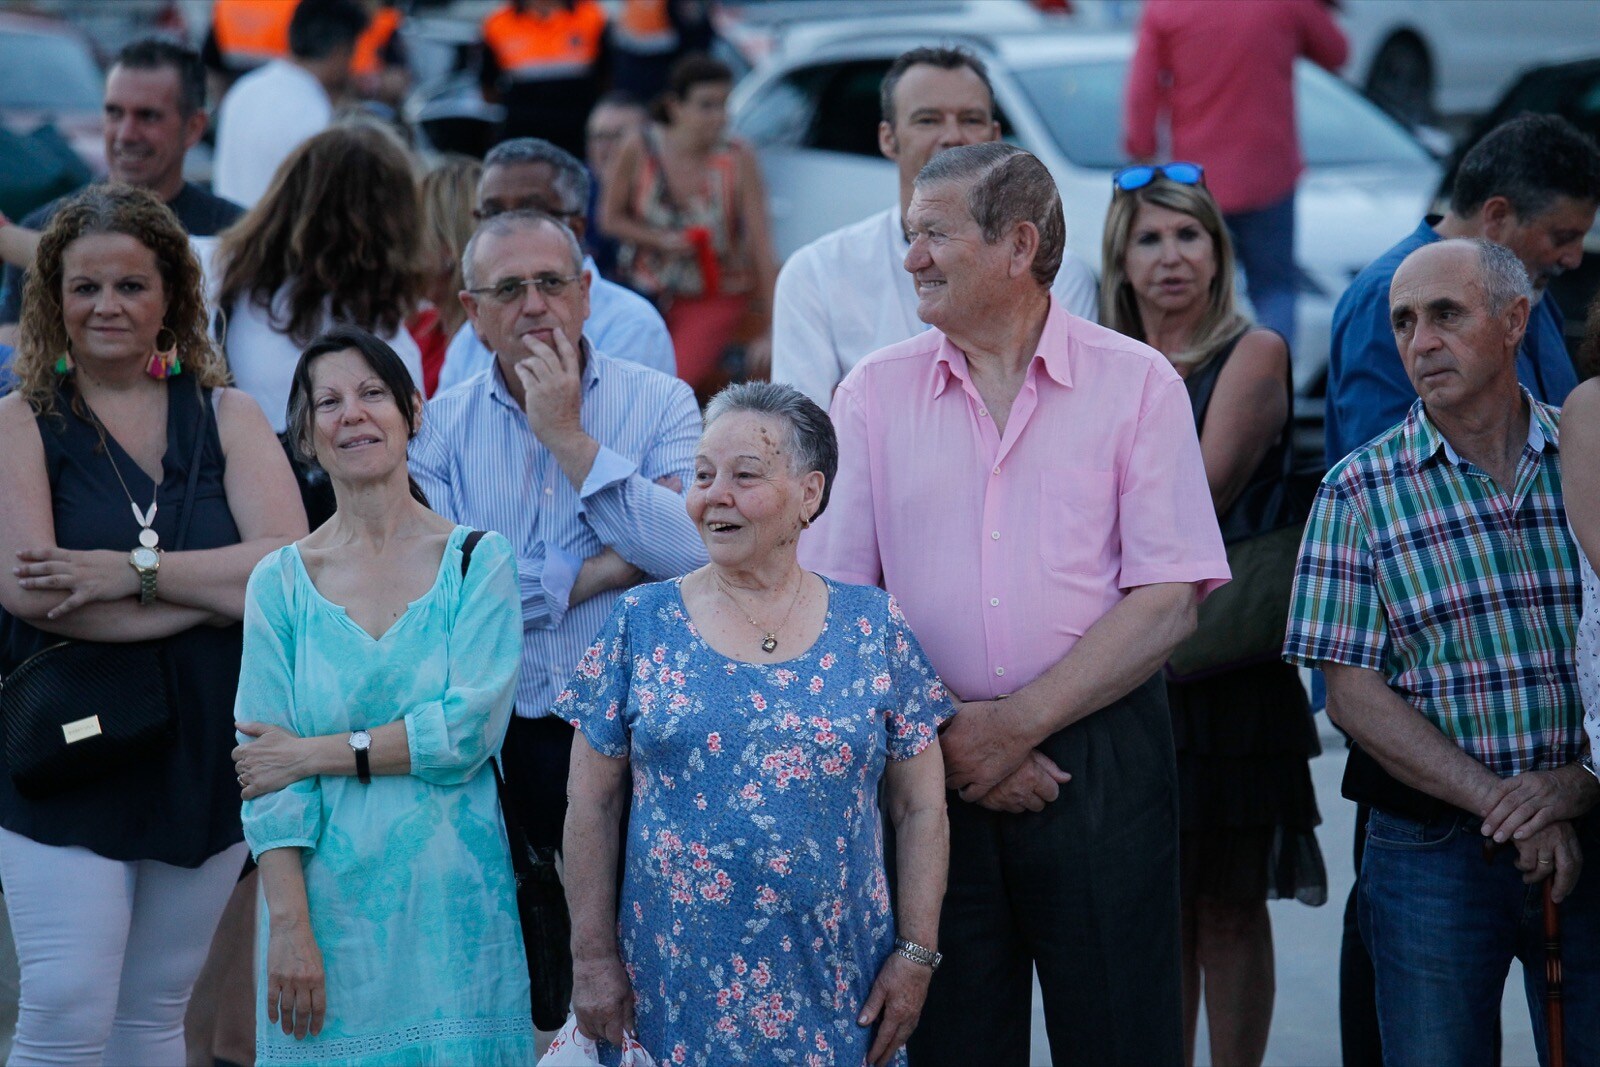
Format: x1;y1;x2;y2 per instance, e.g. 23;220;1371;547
561;383;954;1066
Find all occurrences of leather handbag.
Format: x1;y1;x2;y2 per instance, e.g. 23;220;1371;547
461;530;575;1031
1165;364;1315;683
0;384;211;796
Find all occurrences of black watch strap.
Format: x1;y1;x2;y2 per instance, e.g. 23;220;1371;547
355;746;371;784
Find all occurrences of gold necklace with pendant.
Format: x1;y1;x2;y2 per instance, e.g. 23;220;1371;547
714;570;805;654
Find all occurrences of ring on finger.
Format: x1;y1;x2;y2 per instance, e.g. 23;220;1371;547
1538;856;1554;865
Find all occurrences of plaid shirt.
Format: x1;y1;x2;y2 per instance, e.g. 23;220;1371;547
1284;396;1585;777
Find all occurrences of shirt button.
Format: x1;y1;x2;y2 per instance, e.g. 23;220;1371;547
978;408;989;417
995;667;1005;677
990;597;1000;606
544;487;554;496
990;531;1001;540
992;466;1001;475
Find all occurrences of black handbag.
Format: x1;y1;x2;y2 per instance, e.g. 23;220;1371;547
1165;352;1316;682
460;530;575;1031
0;384;211;797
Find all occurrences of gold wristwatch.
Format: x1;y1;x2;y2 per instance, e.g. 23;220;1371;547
128;546;160;606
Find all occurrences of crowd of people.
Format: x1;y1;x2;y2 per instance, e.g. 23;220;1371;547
0;1;1596;1065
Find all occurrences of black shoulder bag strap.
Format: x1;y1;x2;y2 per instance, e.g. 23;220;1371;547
172;383;212;552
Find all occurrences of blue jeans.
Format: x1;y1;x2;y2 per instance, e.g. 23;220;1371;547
1224;192;1296;345
1358;808;1600;1067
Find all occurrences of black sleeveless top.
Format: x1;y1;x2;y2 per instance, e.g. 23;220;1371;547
0;379;245;867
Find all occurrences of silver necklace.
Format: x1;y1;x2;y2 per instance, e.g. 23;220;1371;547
714;571;804;654
84;403;160;550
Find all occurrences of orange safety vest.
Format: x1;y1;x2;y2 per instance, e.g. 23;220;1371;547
351;5;402;77
211;0;295;66
614;0;674;54
482;0;607;82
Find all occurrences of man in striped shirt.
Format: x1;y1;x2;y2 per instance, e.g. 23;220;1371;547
410;208;707;862
1284;238;1600;1064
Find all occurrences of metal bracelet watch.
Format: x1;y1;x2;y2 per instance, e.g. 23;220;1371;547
349;730;372;784
893;937;942;971
128;547;160;606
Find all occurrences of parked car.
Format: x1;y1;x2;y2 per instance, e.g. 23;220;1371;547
731;21;1441;455
1437;54;1600;370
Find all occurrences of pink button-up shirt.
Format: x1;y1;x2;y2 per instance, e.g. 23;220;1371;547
800;300;1229;703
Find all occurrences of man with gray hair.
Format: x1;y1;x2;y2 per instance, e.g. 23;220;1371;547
771;45;1098;410
435;137;675;394
802;141;1227;1064
1285;238;1600;1064
411;208;706;895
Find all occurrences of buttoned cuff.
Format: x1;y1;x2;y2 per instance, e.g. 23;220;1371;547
577;446;639;504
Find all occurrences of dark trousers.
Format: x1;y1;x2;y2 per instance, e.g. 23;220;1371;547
499;714;576;852
1341;803;1384;1067
907;675;1183;1067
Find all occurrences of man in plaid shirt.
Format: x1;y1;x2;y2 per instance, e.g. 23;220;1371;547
1285;238;1600;1065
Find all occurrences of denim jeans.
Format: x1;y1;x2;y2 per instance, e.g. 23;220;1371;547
1224;192;1297;345
1358;808;1600;1067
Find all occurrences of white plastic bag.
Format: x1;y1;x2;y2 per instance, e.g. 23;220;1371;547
537;1015;656;1066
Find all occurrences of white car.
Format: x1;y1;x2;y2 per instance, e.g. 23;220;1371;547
731;23;1441;434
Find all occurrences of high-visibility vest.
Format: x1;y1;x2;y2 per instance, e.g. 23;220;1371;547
614;0;675;55
211;0;295;67
352;5;402;77
482;0;607;82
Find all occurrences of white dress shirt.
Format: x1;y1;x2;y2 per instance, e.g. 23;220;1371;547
771;205;1101;409
213;61;332;209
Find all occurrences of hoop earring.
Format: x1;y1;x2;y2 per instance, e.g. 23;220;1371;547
800;514;812;530
54;340;73;375
145;326;181;380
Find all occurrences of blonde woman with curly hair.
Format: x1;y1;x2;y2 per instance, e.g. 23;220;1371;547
0;183;304;1065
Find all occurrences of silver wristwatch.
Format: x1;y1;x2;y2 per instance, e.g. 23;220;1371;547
349;730;372;784
893;937;942;971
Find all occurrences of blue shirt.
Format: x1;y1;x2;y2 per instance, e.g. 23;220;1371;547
409;344;708;717
435;256;676;393
1324;217;1578;468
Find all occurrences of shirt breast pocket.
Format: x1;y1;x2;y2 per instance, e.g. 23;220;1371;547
1037;468;1117;575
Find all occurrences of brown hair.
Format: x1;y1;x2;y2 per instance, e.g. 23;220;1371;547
650;53;733;124
16;184;226;415
215;121;423;347
1100;178;1250;368
418;155;481;337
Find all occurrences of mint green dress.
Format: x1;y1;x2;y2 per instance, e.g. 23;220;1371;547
238;527;535;1066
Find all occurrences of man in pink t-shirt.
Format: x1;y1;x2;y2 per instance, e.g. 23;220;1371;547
1124;0;1347;346
801;142;1228;1065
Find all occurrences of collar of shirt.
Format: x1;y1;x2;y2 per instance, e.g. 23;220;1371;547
484;335;602;416
929;298;1074;400
1403;389;1558;470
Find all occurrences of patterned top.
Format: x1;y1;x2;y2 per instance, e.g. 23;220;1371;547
1577;541;1600;763
1284;397;1585;777
556;578;954;1065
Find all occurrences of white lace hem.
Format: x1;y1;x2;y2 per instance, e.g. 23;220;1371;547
255;1014;533;1063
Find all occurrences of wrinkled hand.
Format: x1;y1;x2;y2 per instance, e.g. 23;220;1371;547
1512;821;1582;902
233;722;309;799
15;548;139;618
1481;767;1599;843
972;750;1072;813
941;699;1038;800
858;951;934;1066
572;954;635;1047
266;919;325;1040
513;329;584;447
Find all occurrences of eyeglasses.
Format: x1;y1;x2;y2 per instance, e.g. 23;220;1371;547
467;274;581;304
1111;162;1206;192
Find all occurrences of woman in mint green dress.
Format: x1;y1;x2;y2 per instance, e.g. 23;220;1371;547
232;328;534;1066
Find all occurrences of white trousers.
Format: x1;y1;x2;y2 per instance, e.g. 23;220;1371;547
0;828;247;1067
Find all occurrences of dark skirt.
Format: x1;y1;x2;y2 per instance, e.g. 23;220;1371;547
1168;660;1327;906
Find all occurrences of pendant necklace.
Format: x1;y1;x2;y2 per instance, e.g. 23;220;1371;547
84;403;160;550
714;571;804;654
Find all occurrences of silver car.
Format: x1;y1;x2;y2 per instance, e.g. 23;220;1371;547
731;23;1441;427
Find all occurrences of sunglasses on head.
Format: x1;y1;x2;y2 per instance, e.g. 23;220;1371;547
1112;162;1206;192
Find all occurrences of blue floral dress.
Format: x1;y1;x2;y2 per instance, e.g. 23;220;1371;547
557;577;954;1066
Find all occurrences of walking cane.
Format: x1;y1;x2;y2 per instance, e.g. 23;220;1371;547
1544;880;1565;1067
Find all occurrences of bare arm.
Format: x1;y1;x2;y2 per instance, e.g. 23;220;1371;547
733;141;778;318
597;132;685;254
0;223;39;270
256;848;325;1040
565;734;634;1045
943;582;1197;798
1200;329;1289;515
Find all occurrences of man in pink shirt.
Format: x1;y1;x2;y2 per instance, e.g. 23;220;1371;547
801;141;1229;1065
1124;0;1347;346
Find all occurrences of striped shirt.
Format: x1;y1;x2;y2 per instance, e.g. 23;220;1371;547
410;343;708;717
1284;396;1585;777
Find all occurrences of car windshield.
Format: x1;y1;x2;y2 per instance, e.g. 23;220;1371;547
1014;58;1431;170
0;31;102;112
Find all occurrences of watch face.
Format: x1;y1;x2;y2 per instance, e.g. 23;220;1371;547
131;547;159;569
349;731;372;751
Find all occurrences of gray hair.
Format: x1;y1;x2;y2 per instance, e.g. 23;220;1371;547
482;138;592;213
1467;237;1534;314
914;142;1064;288
703;382;839;521
461;209;584;289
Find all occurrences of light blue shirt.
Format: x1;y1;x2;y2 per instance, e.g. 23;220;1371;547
410;344;707;717
436;256;677;393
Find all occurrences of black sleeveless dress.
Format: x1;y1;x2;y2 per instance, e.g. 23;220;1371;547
1168;331;1327;906
0;379;245;868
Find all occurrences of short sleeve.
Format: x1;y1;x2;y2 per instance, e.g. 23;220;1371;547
1282;480;1390;671
554;592;637;759
882;593;956;761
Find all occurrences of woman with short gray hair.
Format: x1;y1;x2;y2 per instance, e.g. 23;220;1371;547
561;382;953;1064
